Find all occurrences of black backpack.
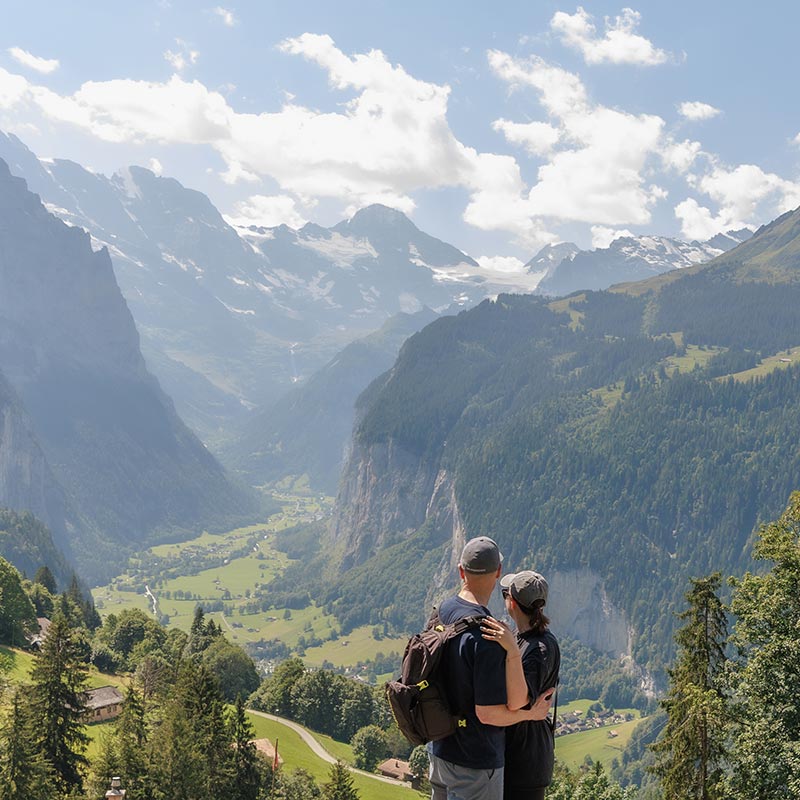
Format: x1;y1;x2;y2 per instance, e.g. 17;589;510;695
384;608;486;746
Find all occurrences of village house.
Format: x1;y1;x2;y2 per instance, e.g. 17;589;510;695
377;758;419;788
252;739;284;767
84;686;125;723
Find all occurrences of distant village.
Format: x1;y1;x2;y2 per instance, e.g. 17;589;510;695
555;707;635;738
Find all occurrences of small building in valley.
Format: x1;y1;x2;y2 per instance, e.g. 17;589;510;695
377;758;418;787
84;686;125;723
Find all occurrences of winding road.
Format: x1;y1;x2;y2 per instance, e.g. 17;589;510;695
247;710;409;787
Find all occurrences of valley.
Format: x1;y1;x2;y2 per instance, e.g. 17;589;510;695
92;493;408;677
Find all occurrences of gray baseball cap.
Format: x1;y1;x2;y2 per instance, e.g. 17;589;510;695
460;536;503;574
500;570;549;608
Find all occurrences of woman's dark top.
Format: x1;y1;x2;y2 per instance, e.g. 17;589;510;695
504;627;560;794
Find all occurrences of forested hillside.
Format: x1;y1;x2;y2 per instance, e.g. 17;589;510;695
317;205;800;677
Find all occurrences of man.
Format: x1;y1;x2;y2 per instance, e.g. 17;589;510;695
429;537;552;800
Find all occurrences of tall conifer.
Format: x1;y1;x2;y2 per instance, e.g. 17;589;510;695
649;573;728;800
726;491;800;798
28;609;89;794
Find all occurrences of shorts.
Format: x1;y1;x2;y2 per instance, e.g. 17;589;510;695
429;753;504;800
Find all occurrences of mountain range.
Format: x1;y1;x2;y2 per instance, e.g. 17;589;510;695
0;131;751;448
532;229;751;297
0;132;505;439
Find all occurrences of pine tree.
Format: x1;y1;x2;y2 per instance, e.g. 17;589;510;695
228;695;261;800
322;760;360;800
649;573;728;800
176;660;234;799
726;491;800;798
28;609;89;794
0;687;55;800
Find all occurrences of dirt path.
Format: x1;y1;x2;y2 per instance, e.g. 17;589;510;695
247;710;409;787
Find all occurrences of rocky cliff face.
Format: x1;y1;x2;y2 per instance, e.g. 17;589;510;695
0;371;79;556
330;437;442;568
333;429;633;657
0;159;257;579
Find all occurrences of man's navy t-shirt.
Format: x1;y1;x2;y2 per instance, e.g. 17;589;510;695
430;595;508;769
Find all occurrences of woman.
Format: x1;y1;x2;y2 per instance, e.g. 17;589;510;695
481;570;561;800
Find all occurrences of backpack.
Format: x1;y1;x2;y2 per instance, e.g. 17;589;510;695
384;608;486;746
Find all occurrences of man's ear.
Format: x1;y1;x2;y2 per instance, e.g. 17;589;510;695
495;565;502;578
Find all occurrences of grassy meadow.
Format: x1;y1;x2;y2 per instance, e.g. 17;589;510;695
92;494;407;673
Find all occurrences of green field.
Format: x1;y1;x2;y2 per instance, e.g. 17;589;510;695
0;645;126;690
555;699;645;770
727;345;800;382
92;495;407;673
248;713;423;800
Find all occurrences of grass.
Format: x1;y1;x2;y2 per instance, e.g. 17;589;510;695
554;699;644;770
0;644;126;690
548;295;586;330
247;713;423;800
92;495;405;673
555;716;643;770
0;645;36;682
665;343;723;375
727;345;800;382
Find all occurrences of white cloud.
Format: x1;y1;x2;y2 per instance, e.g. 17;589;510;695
225;194;308;228
8;47;59;74
148;157;163;176
661;138;702;173
551;7;669;66
675;164;800;239
793;132;800;147
212;6;237;26
591;225;635;248
164;39;199;72
493;119;560;156
488;50;665;226
0;67;30;107
678;101;721;121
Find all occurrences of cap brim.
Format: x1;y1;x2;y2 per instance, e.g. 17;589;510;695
500;573;517;589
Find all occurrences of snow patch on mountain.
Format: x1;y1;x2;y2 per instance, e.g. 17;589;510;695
297;232;378;267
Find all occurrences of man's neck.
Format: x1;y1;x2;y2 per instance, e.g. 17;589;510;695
459;585;493;607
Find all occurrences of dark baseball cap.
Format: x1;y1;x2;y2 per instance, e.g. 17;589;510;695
460;536;503;574
500;570;549;608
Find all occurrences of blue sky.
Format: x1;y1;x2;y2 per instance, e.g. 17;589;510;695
2;1;800;268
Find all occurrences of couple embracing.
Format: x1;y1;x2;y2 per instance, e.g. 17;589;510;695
429;536;561;800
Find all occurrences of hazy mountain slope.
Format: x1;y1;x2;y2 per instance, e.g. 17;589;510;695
0;159;258;579
222;307;440;492
0;131;517;439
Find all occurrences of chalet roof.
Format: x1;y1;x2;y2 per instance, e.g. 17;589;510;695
85;686;125;710
377;759;413;780
251;739;284;765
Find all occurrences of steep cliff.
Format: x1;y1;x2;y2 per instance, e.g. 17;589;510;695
0;159;258;578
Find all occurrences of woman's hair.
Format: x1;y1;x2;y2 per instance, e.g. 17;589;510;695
523;600;549;635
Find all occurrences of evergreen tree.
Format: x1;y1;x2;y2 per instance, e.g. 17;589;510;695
321;760;360;800
726;491;800;798
115;686;149;799
0;557;37;647
228;695;261;800
34;565;57;594
176;660;234;799
0;687;55;800
28;609;89;794
650;573;728;799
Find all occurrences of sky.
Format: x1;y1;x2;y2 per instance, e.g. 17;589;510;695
2;1;800;271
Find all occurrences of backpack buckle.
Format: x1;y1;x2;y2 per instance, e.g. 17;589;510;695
417;680;429;690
